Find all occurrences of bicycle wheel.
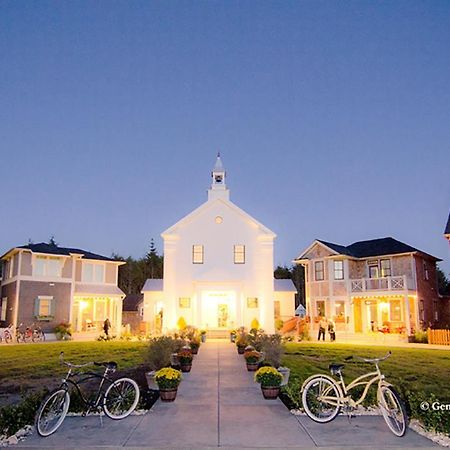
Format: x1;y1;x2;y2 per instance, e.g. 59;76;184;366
378;385;407;437
103;378;140;419
302;376;341;423
35;389;70;437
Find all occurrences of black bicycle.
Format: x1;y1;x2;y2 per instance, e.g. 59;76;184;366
35;352;140;437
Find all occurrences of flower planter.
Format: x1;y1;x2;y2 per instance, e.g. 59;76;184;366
180;364;192;373
201;334;206;343
261;386;280;399
191;347;199;355
277;367;290;386
237;346;246;354
159;388;178;402
230;333;236;343
246;362;258;372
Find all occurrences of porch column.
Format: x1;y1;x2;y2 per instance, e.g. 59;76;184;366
404;295;411;335
77;299;83;332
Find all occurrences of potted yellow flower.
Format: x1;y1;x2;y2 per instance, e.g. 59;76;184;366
154;367;182;402
254;366;283;399
178;349;194;372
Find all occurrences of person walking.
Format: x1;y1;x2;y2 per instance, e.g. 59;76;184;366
318;317;327;341
103;318;111;336
328;318;336;342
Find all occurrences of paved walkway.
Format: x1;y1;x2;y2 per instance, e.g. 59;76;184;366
18;340;437;449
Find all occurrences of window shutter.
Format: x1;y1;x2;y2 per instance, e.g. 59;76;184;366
50;297;56;317
34;298;40;317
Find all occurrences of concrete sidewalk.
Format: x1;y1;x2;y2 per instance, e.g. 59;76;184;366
18;340;438;449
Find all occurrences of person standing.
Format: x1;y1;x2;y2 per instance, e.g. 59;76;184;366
103;318;111;336
328;318;336;342
318;317;327;341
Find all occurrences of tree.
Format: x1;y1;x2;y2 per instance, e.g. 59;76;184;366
273;264;306;309
145;239;163;279
437;265;450;295
274;265;292;279
48;235;58;246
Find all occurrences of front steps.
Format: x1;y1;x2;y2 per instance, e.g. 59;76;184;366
205;329;230;339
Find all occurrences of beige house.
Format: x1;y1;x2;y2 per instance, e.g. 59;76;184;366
0;243;125;335
294;237;441;336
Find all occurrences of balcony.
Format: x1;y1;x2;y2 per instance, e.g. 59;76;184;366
350;275;412;293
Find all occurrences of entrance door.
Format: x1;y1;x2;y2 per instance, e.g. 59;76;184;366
217;304;228;328
353;299;362;333
367;302;378;331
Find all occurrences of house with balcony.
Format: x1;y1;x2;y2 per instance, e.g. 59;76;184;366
0;242;125;336
294;237;441;336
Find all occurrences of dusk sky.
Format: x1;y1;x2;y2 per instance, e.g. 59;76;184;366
1;1;449;272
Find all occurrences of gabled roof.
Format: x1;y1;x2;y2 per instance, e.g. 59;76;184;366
274;279;297;292
445;212;450;236
1;242;119;262
296;237;440;261
123;294;144;311
162;198;276;238
142;279;164;292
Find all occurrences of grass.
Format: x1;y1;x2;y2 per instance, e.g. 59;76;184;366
0;340;147;397
283;342;450;402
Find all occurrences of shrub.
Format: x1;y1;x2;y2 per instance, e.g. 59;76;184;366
54;322;72;340
254;367;283;387
413;330;428;344
275;318;284;331
145;336;179;371
260;334;284;368
154;368;182;390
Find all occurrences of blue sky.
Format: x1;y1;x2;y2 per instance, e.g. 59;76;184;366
1;1;449;272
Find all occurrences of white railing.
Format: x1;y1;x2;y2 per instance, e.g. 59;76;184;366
350;275;408;292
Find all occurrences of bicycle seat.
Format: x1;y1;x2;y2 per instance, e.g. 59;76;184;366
94;361;117;371
329;363;344;375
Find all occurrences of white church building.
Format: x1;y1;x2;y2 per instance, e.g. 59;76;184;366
142;155;296;334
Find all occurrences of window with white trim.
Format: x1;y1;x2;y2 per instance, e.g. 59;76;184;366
333;261;344;280
34;296;55;319
234;245;245;264
192;245;204;264
82;262;105;283
380;259;391;277
1;298;7;321
33;256;62;277
314;261;324;281
423;261;429;280
368;260;379;278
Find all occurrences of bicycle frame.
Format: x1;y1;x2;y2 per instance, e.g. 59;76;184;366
60;367;114;414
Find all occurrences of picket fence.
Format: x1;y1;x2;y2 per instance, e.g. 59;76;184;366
428;328;450;345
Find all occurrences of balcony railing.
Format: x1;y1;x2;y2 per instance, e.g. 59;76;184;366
350;275;409;293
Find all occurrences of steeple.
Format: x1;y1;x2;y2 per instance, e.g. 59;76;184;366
208;152;230;201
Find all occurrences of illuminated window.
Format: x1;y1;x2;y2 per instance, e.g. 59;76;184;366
316;300;325;317
247;297;258;308
179;298;191;308
234;245;245;264
314;261;324;281
192;245;204;264
380;259;391;277
1;298;7;321
334;261;344;280
390;299;402;321
335;302;344;318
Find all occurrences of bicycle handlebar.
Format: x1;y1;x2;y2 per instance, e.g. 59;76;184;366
345;351;391;364
59;352;94;369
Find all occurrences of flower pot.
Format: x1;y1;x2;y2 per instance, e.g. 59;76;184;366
159;388;178;402
246;362;258;371
191;347;199;355
230;334;236;343
277;367;290;386
180;364;192;373
170;353;180;369
201;334;206;343
237;346;245;354
145;371;158;390
261;386;280;399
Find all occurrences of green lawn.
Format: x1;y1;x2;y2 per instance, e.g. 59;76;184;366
0;341;147;398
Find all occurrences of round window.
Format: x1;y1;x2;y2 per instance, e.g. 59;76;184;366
215;216;223;224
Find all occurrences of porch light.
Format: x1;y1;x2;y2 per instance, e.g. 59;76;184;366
79;300;88;311
379;302;389;310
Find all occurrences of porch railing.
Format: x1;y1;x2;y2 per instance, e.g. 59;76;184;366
350;275;409;293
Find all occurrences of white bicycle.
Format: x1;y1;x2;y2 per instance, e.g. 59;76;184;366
301;351;407;436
